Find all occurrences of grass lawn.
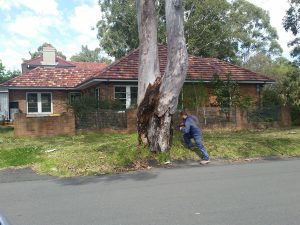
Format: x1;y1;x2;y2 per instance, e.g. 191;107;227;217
1;126;300;177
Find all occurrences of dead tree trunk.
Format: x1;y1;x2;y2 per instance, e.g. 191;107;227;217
137;0;188;152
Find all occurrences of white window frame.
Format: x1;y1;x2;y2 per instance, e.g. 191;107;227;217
95;87;100;99
26;92;53;114
69;92;82;104
114;85;137;109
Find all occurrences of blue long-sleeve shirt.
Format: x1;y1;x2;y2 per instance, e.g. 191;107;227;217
182;115;201;135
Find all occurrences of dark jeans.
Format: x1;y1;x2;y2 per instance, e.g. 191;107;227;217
183;131;209;160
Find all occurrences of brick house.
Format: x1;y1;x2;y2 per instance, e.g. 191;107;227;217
0;45;274;121
0;46;107;120
76;45;274;110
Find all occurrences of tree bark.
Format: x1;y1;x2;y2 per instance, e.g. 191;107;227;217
137;0;188;152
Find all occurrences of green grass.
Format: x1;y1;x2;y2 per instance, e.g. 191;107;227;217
1;126;300;177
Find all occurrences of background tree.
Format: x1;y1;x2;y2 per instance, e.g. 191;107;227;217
70;45;112;63
97;0;282;62
29;43;66;59
137;0;188;152
0;61;4;79
0;60;21;83
184;0;234;60
244;53;300;107
283;0;300;62
229;0;282;62
97;0;140;59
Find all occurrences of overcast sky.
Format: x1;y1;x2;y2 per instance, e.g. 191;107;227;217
0;0;295;71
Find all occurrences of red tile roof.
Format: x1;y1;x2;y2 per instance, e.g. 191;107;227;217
23;56;75;67
2;67;98;88
93;45;273;82
70;62;107;71
3;45;273;89
22;56;107;71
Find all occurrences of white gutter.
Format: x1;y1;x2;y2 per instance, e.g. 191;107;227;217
6;87;77;90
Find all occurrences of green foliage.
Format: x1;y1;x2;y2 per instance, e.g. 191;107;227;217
229;0;282;61
212;73;255;113
291;106;300;125
184;0;235;60
69;95;97;117
0;60;21;83
283;0;300;62
181;82;208;109
97;0;281;61
212;73;241;109
261;85;284;107
244;54;300;108
239;95;255;111
98;99;124;110
29;43;66;59
70;45;112;63
0;61;4;77
97;0;140;59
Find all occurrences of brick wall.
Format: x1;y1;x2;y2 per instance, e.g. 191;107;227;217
14;112;75;137
127;109;137;132
182;83;260;107
126;107;291;133
9;90;69;114
239;84;259;99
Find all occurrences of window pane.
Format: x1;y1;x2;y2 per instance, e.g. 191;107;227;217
69;93;81;104
41;93;51;112
95;88;100;98
115;92;126;99
115;87;126;93
130;87;138;106
118;99;127;110
27;93;38;113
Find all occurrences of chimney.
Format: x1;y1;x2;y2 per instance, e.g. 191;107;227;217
42;45;56;66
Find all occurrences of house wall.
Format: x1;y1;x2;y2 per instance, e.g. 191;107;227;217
182;83;260;107
9;90;69;114
82;83;114;101
239;84;260;101
83;82;260;108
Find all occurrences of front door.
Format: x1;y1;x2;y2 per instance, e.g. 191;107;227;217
0;92;9;121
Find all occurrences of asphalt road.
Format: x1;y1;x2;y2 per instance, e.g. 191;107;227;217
0;159;300;225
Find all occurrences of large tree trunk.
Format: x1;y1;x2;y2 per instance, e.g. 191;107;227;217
137;0;188;152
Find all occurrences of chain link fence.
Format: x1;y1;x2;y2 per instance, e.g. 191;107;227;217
247;106;281;123
174;107;236;128
75;110;127;130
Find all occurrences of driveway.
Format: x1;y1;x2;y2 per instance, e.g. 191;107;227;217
0;159;300;225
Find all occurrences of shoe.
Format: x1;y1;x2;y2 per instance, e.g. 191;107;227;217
200;160;210;165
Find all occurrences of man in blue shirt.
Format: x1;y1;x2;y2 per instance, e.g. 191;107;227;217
180;111;210;164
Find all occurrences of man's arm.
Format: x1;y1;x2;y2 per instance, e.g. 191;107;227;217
181;118;191;134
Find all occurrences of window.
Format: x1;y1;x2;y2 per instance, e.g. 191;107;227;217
95;87;100;108
69;92;81;104
27;93;52;114
114;86;138;109
95;87;100;99
130;86;138;107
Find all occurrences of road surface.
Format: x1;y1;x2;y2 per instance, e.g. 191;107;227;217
0;159;300;225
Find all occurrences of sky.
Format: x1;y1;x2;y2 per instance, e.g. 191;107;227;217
0;0;296;71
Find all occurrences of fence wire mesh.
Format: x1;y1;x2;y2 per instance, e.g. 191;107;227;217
75;110;127;129
247;106;281;122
